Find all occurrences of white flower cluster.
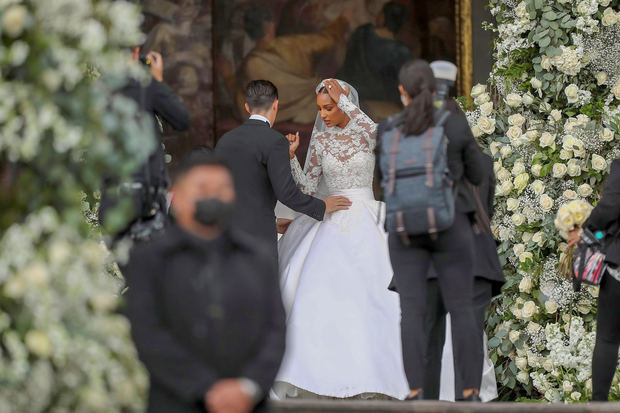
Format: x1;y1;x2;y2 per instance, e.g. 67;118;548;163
554;199;593;234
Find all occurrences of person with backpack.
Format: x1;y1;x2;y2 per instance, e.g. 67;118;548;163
568;159;620;401
376;59;485;401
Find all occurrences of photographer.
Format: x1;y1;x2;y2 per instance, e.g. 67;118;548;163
99;46;190;244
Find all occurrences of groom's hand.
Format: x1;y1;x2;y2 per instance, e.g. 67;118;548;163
277;218;293;234
323;196;352;214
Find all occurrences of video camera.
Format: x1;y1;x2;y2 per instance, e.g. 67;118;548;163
430;60;457;107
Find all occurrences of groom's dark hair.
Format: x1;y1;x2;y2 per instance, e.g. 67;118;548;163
245;80;279;112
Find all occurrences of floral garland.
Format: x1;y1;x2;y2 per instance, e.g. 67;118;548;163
0;1;152;410
471;0;620;402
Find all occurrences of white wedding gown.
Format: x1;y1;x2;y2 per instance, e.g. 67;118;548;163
272;92;498;401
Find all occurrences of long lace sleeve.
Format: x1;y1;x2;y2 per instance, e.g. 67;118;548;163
337;95;377;149
290;134;323;196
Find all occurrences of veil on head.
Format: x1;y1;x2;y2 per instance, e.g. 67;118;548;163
306;79;360;198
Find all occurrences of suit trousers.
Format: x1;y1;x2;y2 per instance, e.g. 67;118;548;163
592;274;620;401
388;212;483;392
423;278;493;399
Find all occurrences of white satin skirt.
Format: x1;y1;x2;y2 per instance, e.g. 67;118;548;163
272;188;409;399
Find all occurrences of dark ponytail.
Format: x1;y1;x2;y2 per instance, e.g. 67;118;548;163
398;60;437;136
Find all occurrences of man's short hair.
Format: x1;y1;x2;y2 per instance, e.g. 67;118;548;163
172;147;231;183
244;7;273;40
245;80;278;112
382;1;407;35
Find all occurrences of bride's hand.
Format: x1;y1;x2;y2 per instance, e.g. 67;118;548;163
286;132;300;159
324;79;349;104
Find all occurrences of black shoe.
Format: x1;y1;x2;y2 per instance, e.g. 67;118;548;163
463;392;481;402
404;391;424;401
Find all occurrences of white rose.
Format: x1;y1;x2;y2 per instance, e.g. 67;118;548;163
545;300;558;314
471;84;486;98
522;93;535;106
550;109;562;122
90;292;119;312
542;358;554;372
512;163;526;176
507;198;520;211
567;159;582;177
591;154;607;171
477;117;496;134
539;102;552;113
522;301;537;319
49;240;71;265
506;93;523;108
577;299;591;314
562;381;573;393
494;161;502;174
540;194;554;211
471;125;483;138
571;392;582;401
3;276;27;299
531;164;543;177
539;132;556;148
531;180;545;195
514;243;526;256
517;371;530;384
490;142;501;155
563;135;577;151
541;55;552;71
479;101;494;117
602;8;617;26
519;251;534;263
500;180;514;196
497;168;511;182
474;93;491;105
25;330;52;358
599;0;611;7
601;128;615;142
515;356;528;371
519;276;532;292
500;145;513;158
21;262;49;287
509;114;526;127
522;232;534;243
498;226;512;241
552;163;568;178
564;190;578;200
577;114;590;125
2;5;28;38
586;378;593;391
512;213;526;226
514;173;529;192
596;71;608;86
577;183;593;197
613;79;620;100
509;330;521;343
559;149;572;160
532;231;544;247
564;84;579;104
530;77;543;90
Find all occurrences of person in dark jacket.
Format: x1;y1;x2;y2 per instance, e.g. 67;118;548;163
99;48;190;240
376;60;484;401
424;150;504;399
570;159;620;401
215;80;351;259
124;152;285;413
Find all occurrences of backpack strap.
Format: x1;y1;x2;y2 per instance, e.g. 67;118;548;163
423;127;435;188
436;110;451;127
387;128;401;195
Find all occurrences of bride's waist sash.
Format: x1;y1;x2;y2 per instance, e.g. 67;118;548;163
328;188;375;201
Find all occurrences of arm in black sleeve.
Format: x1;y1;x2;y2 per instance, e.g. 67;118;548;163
484;155;496;219
374;123;384;201
586;160;620;232
267;137;326;221
241;253;287;393
458;115;484;186
124;246;218;403
151;80;190;131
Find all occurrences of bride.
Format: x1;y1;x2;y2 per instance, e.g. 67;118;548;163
272;78;409;399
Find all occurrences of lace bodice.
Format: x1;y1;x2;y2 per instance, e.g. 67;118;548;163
291;95;377;196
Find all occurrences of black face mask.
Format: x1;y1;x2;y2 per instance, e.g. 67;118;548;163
194;198;234;228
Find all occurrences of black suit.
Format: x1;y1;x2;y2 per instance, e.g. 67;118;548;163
124;224;285;413
585;159;620;400
215;119;325;255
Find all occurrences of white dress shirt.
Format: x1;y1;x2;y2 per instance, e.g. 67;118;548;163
249;114;271;126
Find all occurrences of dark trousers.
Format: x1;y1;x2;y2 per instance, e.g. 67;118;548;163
423;278;493;399
388;213;483;392
592;274;620;401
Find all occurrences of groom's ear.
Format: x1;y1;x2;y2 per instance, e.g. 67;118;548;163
245;102;251;115
272;99;279;113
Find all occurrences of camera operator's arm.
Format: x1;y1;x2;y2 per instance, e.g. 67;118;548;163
147;51;190;131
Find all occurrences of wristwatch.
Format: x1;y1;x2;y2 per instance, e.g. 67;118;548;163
239;378;262;403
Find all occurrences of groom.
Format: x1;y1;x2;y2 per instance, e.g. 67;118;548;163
216;80;351;257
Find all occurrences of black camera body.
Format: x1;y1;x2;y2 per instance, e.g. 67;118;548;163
139;54;151;66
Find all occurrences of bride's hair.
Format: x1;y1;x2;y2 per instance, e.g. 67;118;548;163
398;60;437;136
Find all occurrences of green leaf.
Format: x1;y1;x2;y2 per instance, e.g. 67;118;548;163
543;11;557;20
488;337;501;348
539;36;551;48
534;0;543;8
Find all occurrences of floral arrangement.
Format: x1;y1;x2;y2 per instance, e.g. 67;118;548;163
468;0;620;402
554;199;593;236
0;0;153;411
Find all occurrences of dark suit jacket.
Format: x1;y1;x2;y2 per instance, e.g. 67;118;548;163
215;119;325;254
124;225;285;413
586;159;620;266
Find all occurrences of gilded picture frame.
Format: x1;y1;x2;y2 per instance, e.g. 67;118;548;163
456;0;473;99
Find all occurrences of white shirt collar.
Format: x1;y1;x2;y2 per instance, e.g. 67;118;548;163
249;114;271;127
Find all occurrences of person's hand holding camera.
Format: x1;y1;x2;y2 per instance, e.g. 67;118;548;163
146;51;164;82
